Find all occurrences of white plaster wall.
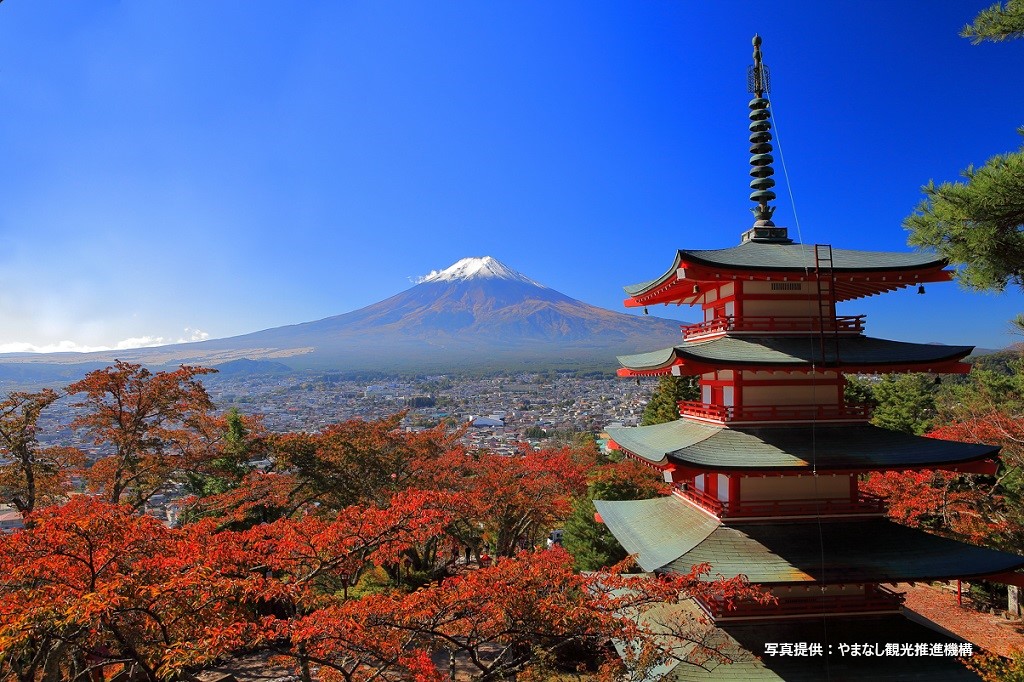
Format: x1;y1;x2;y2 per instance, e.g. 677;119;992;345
739;475;851;501
743;385;837;406
741;298;820;317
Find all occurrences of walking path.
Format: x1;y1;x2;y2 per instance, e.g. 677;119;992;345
895;582;1024;658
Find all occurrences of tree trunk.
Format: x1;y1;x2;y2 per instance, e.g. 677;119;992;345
297;643;313;682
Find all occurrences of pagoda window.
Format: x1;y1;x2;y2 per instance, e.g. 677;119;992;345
694;474;705;493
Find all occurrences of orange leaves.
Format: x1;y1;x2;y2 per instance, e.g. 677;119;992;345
0;497;256;680
0;388;83;514
430;447;589;557
287;549;764;681
68;361;217;509
231;489;455;596
269;413;460;511
0;404;764;681
862;469;956;527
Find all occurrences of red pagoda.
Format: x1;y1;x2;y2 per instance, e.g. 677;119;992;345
595;36;1024;680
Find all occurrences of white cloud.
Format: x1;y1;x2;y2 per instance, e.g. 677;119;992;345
0;328;212;354
179;327;210;343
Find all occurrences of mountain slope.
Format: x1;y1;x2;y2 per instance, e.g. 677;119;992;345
0;257;685;373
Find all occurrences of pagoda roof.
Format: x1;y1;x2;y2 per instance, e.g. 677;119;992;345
624;243;947;298
606;421;998;472
594;495;1024;583
617;336;972;375
645;606;979;681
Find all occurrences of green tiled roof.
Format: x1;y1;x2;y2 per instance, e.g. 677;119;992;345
607;420;721;465
597;496;1024;582
606;422;998;471
670;519;1024;583
623;243;944;296
594;496;719;571
654;607;980;681
618;336;972;371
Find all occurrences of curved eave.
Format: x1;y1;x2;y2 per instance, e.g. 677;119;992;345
679;243;946;273
608;422;1000;473
627;266;951;308
623;244;950;307
596;496;1024;583
622;251;684;299
664;517;1024;585
618;337;973;376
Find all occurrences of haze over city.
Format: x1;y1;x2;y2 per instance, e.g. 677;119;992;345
2;2;1023;353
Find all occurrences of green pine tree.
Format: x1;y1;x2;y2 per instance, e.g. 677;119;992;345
905;136;1024;293
905;3;1024;293
563;463;666;571
640;375;699;426
867;374;939;436
962;0;1024;43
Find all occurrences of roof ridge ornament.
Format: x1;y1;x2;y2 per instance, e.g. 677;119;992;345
741;35;791;244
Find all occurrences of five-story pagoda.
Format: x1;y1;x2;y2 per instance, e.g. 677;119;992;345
595;36;1024;681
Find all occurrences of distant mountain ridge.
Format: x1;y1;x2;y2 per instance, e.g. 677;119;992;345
0;257;685;376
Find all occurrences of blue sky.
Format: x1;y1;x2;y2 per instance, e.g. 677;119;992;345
1;1;1022;353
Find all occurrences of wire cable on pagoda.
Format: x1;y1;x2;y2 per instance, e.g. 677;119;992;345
765;95;806;258
808;361;832;681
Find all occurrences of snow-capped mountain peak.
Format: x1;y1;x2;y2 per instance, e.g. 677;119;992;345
415;256;545;287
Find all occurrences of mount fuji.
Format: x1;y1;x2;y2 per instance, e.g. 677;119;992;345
0;257;685;375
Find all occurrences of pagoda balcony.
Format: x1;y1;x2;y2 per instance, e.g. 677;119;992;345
694;585;904;622
674;486;887;519
677;401;872;425
681;315;865;341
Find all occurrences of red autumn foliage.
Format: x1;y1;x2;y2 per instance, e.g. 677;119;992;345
0;385;766;682
0;389;84;514
587;456;671;498
67;361;218;509
862;418;1012;544
0;497;255;682
286;549;763;682
268;413;461;511
417;446;589;559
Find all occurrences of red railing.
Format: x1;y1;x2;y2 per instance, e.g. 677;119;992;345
695;585;904;621
681;315;865;340
674;487;887;519
677;401;871;424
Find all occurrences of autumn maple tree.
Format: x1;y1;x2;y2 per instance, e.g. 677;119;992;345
267;413;460;511
285;548;763;682
0;497;254;682
862;361;1024;548
0;388;83;514
459;446;587;557
67;361;217;509
0;362;768;681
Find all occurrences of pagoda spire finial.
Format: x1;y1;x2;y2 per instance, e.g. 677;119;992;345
747;34;777;228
